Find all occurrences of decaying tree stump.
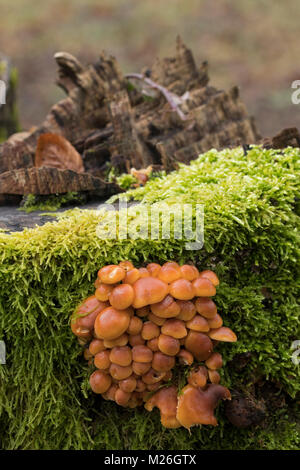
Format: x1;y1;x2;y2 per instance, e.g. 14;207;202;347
0;37;260;201
0;54;19;141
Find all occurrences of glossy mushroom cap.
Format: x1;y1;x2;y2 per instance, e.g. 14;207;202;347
141;321;160;340
169;279;194;300
132;345;153;363
98;264;126;284
195;297;217;319
115;389;131;406
109;346;132;367
176;300;196;321
150;295;180;318
89;370;112;394
146;263;161;277
124;268;141;285
127;316;143;335
109;284;135;310
208;327;237;342
192;277;216;297
158;334;180;356
177;349;194;365
132;277;169;309
186;314;209;332
176;384;231;428
88;339;106;355
158;262;181;283
207;313;223;329
180;264;199;281
109;363;133;380
71;296;108;338
145;386;181;428
94;350;111;370
95;283;115;302
187;366;208;388
103;333;129;348
119;376;137;393
185;331;213;362
94;307;131;340
205;352;223;370
161;319;187;338
198;270;220;286
152;351;175;372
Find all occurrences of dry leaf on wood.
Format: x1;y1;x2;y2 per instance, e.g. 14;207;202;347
35;133;84;173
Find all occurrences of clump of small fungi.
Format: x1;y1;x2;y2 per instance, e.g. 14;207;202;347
71;261;237;429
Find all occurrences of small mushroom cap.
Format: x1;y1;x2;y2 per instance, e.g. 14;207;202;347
208;327;237;342
109;346;132;367
194;297;217;319
83;348;93;361
138;267;150;278
109;284;135;310
147;337;159;352
135;379;147;392
141;321;160;340
176;300;196;321
148;313;166;326
103;383;118;401
109;363;133;380
119;376;137;393
89;338;106;356
192;277;216;297
207;313;223;329
152;351;175;372
177;349;194;365
124;268;141;285
94;307;130;340
127;316;143;335
132;361;152;375
186;314;210;332
176;384;231;428
198;270;220;287
95;283;115;301
142;368;166;384
98;264;126;284
158;262;181;283
185;331;213;362
119;260;134;272
146;263;161;277
135;306;151;317
187;366;208;388
169;279;194;300
128;333;145;347
161;319;187;338
179;264;199;281
132;345;153;363
71;296;108;338
158;334;180;356
94;350;111;370
115;388;131;406
208;369;221;384
146;381;163;392
205;352;223;370
132;277;169;309
89;370;111;394
150;295;180;318
103;333;128;348
145;386;180;428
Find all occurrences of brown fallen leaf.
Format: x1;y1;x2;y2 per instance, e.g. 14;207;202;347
35;133;84;173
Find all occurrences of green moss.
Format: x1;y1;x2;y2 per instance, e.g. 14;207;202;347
0;146;299;449
19;192;87;213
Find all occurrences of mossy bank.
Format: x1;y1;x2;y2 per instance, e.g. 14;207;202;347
0;146;299;449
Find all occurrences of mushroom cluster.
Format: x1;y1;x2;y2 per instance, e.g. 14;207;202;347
71;261;237;428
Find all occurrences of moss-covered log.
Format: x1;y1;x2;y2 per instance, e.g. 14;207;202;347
0;146;299;450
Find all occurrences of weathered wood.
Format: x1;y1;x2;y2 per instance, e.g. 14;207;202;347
0;38;261;198
0;167;121;196
262;127;300;149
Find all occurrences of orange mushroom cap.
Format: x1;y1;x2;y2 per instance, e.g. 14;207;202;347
115;388;132;406
109;283;135;310
186;314;210;332
95;283;115;302
146;263;161;278
205;352;223;370
103;333;129;348
207;313;223;329
194;297;217;319
208;327;237;342
119;260;134;272
192;277;216;297
142;368;166;385
89;370;111;394
145;386;180;428
123;268;141;285
177;349;194;366
161;319;187;339
208;369;221;384
98;264;126;284
109;363;133;380
176;300;196;321
148;312;166;326
109;346;132;367
94;350;111;370
179;264;199;281
119;376;137;393
71;296;108;338
89;338;106;356
132;361;152;375
198;270;220;287
158;262;181;284
158;334;180;356
138;267;150;278
127;316;143;335
94;307;130;340
187;366;208;388
185;331;213;362
128;333;145;347
147;337;159;352
132;345;153;363
132;277;169;309
141;321;160;340
152;351;175;372
169;279;194;300
150;295;180;318
176;384;231;428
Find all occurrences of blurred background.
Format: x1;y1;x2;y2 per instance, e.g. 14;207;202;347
0;0;299;136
